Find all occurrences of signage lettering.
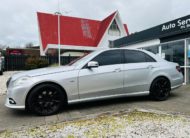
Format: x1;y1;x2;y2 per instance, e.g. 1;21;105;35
161;17;190;32
162;23;175;31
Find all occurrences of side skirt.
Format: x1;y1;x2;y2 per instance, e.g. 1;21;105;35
68;91;149;104
171;84;183;90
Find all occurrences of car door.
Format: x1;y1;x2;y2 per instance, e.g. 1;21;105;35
123;50;156;93
78;50;124;99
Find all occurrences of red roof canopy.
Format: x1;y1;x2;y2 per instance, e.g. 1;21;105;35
37;12;129;51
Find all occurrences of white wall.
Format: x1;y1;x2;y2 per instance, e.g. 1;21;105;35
98;13;128;49
99;34;122;49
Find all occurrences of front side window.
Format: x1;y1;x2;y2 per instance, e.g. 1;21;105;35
125;50;156;63
92;50;124;66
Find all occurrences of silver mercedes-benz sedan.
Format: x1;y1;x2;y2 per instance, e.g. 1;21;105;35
5;48;183;115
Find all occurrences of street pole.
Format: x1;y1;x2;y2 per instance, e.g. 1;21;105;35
57;0;61;66
56;0;71;66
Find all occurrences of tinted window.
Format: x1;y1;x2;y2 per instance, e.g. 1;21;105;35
125;50;156;63
145;54;156;62
92;50;123;66
143;45;159;54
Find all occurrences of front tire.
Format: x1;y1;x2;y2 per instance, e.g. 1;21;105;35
27;84;65;116
150;77;171;101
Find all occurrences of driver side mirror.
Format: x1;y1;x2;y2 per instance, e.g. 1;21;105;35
87;61;99;68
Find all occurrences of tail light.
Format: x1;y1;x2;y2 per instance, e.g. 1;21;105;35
176;66;181;72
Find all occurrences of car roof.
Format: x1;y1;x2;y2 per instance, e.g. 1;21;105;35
96;48;166;62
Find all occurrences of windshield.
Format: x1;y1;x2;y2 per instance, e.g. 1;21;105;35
68;50;100;66
68;53;89;66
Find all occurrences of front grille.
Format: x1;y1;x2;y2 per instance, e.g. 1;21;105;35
6;77;11;88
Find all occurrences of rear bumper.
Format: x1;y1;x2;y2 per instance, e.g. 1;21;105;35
171;73;183;90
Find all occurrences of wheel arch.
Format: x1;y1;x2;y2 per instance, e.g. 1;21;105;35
150;75;171;91
25;81;68;109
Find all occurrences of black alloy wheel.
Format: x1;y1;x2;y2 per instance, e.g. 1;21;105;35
150;77;171;101
27;84;65;116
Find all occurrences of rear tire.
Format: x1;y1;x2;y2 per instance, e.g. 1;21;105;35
150;77;171;101
27;84;65;116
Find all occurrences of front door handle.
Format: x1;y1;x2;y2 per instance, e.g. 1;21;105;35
113;68;121;72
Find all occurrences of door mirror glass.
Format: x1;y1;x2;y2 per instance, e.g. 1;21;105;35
87;61;99;68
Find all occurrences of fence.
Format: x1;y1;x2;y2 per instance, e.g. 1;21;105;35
4;55;79;71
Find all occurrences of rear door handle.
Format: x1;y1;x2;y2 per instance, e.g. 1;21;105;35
147;65;154;69
113;68;121;72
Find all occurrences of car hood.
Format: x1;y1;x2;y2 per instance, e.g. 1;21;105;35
11;66;76;81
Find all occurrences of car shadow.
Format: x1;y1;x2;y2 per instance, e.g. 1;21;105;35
8;108;38;117
63;95;150;111
63;92;181;112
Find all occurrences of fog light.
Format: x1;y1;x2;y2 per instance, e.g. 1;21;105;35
9;98;16;104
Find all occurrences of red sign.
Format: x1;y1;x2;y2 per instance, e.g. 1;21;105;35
7;49;23;55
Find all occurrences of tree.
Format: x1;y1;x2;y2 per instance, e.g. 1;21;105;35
25;42;34;48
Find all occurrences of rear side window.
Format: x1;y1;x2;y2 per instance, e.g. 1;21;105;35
92;50;124;66
125;50;156;63
144;53;156;62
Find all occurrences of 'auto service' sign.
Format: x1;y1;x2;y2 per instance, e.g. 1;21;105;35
161;15;190;32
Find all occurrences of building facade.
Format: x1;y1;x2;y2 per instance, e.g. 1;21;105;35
113;15;190;84
37;11;129;56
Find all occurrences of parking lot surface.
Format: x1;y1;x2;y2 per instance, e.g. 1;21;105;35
0;84;190;131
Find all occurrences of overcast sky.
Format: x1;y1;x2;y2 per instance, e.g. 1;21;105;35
0;0;190;47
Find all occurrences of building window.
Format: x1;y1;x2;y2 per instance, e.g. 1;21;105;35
143;45;159;54
109;40;114;48
186;39;190;84
108;20;121;36
161;41;184;66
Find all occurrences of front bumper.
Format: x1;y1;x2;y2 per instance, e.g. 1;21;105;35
5;85;31;110
5;98;25;109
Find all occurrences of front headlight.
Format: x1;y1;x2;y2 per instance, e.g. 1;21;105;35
13;76;31;87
